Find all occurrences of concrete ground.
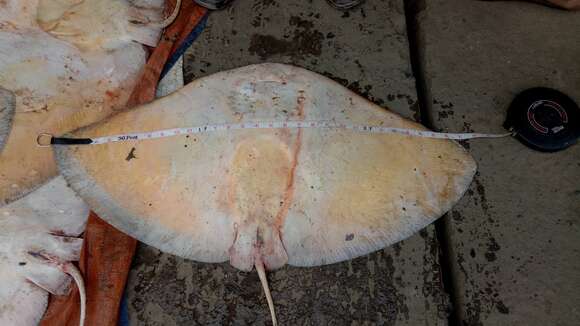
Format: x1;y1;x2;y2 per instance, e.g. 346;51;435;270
126;0;580;325
421;1;580;325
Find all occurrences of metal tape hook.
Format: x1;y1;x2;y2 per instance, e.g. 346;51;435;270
36;133;53;147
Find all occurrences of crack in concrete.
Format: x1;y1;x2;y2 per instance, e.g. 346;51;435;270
402;0;462;325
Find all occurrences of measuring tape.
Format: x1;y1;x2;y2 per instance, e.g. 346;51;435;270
37;120;513;147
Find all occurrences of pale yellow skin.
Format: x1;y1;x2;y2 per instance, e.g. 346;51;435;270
57;63;477;272
0;0;165;205
37;0;166;49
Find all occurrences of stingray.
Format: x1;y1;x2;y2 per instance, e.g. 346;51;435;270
0;176;89;326
0;43;184;326
37;0;182;50
0;0;177;206
0;1;178;324
55;63;477;325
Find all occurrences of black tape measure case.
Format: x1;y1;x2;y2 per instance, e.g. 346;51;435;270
504;87;580;152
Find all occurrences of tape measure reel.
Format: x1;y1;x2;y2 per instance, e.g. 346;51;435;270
504;87;580;152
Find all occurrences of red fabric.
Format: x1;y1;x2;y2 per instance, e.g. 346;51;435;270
40;2;207;325
127;2;208;105
40;213;137;326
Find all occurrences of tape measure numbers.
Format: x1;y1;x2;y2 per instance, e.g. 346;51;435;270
37;120;512;147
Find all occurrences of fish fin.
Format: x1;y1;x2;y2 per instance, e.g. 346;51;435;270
26;268;70;295
255;257;277;326
149;0;181;29
126;0;181;46
126;23;163;47
23;263;72;296
45;235;84;261
25;253;86;326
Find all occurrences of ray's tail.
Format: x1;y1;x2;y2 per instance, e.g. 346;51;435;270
61;262;86;326
151;0;182;28
255;257;278;326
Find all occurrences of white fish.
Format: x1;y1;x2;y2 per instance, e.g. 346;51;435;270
0;177;88;326
0;0;174;206
0;0;180;324
56;63;477;325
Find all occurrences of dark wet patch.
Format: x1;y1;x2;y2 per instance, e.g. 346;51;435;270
463;298;484;326
126;147;137;161
433;99;454;110
458;139;471;150
473;175;490;213
456;252;468;279
306;12;321;19
496;300;510;314
387;93;416;106
251;14;263;28
359;6;367;18
463;121;474;132
437;110;454;120
320;71;397;107
484;236;501;262
452;210;464;222
392;243;402;256
456;224;508;324
409;101;421;121
248;16;323;60
253;0;278;8
321;71;349;87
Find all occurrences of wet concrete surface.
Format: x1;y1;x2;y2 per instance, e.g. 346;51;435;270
420;1;580;325
126;0;448;325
